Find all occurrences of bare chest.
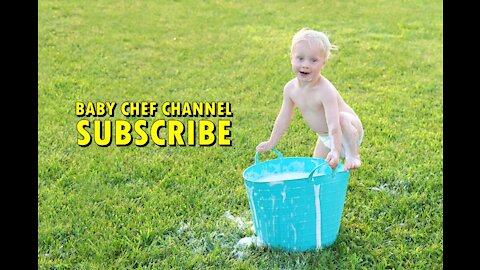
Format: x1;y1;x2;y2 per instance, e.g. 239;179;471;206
290;90;328;133
291;91;324;113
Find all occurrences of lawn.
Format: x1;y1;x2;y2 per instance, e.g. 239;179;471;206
38;0;443;269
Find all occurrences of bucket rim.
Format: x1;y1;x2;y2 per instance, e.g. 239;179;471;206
242;156;349;183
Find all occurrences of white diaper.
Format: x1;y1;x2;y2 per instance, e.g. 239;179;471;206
318;129;364;157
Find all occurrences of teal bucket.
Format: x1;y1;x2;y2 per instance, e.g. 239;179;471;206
242;149;350;252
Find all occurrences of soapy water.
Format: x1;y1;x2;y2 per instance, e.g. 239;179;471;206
177;211;263;259
256;172;309;182
223;211;254;232
234;236;263;249
234;235;264;259
222;211;264;259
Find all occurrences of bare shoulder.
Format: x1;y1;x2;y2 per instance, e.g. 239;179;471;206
283;78;297;96
316;76;338;100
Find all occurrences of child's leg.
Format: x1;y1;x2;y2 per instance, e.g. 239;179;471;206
339;112;363;170
313;135;330;159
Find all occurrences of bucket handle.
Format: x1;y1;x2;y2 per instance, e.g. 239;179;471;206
255;148;284;164
308;162;331;180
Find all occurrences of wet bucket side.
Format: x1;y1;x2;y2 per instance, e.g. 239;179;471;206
311;171;349;247
243;149;350;251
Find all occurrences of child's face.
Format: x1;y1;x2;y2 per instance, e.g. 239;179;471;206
290;40;326;82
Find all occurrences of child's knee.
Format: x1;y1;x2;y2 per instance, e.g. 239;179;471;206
339;112;361;136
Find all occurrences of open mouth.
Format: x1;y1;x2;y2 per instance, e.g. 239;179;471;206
299;71;310;75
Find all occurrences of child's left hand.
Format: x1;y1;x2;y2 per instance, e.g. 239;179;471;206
325;150;340;170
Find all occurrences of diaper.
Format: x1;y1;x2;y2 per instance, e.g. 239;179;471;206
318;129;364;157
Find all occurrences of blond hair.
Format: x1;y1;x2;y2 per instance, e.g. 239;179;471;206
290;28;336;59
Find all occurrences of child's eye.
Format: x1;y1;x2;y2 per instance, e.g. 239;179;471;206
312;59;318;62
297;57;303;61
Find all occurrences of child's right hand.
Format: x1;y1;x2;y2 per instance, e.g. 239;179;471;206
256;141;273;153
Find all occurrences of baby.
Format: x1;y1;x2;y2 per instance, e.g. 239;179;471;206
256;28;363;171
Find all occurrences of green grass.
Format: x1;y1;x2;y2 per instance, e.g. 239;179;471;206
38;0;443;269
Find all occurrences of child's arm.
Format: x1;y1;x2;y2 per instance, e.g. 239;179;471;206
322;90;342;169
256;86;295;153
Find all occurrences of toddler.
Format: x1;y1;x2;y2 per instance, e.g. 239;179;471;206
256;28;363;170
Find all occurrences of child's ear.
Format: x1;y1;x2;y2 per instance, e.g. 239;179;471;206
322;59;328;68
320;60;326;69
